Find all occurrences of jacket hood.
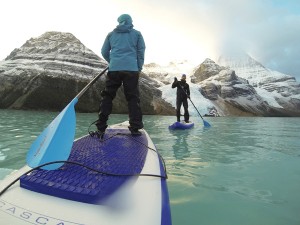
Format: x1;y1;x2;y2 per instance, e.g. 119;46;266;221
114;14;134;33
117;14;133;25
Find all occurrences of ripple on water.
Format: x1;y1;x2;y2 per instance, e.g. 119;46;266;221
0;154;7;161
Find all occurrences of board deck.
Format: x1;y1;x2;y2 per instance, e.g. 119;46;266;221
20;128;149;204
1;123;172;225
169;121;194;130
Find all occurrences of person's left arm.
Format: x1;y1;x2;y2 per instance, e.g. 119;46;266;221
137;32;146;71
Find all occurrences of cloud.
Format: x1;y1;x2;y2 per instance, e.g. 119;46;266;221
133;0;300;80
0;0;299;80
198;0;300;79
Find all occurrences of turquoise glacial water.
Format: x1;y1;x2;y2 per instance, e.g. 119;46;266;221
0;109;300;225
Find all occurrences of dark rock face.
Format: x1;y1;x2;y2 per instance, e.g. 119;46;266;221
0;32;175;114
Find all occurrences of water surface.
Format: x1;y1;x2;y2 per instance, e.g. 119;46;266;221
1;109;300;225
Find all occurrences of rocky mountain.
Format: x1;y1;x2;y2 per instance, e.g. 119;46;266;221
146;57;300;116
1;32;299;117
191;59;276;116
218;54;300;116
0;32;174;115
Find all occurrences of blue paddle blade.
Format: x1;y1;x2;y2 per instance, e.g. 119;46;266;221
203;119;211;128
26;98;78;170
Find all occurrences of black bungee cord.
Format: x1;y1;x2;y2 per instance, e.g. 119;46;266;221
0;125;168;197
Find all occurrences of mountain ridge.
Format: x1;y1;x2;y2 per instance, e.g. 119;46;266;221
0;31;175;115
147;55;300;116
0;31;299;116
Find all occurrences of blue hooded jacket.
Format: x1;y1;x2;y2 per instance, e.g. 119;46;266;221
101;14;146;72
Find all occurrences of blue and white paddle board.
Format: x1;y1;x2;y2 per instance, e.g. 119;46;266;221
0;122;172;225
169;121;194;130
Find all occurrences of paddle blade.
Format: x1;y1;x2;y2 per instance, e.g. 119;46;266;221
203;119;211;128
26;98;78;170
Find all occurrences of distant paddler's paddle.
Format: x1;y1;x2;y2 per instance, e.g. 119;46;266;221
26;66;108;170
175;78;211;128
187;96;211;128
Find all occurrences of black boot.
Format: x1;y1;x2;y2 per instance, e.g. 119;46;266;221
95;130;105;139
93;122;107;140
89;130;105;139
128;126;142;136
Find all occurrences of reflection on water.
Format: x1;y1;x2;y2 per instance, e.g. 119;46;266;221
1;110;300;225
171;130;191;160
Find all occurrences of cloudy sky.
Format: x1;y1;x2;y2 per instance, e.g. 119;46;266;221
1;0;299;80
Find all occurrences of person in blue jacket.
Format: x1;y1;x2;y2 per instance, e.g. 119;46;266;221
172;74;190;123
95;14;146;138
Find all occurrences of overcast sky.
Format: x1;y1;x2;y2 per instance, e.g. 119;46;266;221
1;0;299;80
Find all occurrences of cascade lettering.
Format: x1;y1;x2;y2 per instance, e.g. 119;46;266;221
0;200;80;225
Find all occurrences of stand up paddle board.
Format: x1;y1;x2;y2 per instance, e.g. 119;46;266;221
0;122;172;225
169;121;194;130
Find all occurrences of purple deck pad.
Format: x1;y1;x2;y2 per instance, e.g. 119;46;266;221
169;121;194;130
20;129;148;204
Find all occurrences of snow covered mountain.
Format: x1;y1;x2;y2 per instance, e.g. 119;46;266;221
143;60;195;85
143;60;217;116
145;56;300;116
0;32;174;114
218;54;300;115
1;31;299;116
191;59;274;116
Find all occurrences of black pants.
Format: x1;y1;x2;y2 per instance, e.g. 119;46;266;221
176;97;189;122
96;71;143;131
